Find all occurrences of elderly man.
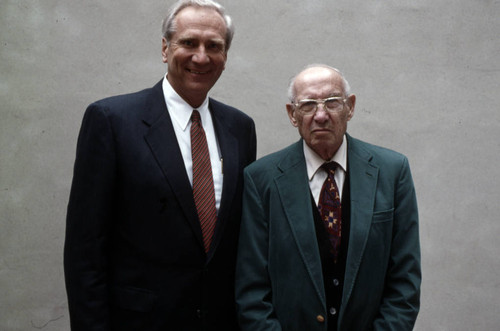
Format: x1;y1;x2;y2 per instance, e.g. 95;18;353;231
64;1;256;330
236;65;420;331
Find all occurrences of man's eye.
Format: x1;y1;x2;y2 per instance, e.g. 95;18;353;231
299;101;316;112
325;99;341;108
208;43;224;51
181;40;194;46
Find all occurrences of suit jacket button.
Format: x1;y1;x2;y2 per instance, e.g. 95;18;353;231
316;315;325;323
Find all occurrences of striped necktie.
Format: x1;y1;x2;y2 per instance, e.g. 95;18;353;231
191;110;217;253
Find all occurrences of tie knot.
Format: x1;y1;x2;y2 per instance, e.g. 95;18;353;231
321;162;338;174
191;110;201;124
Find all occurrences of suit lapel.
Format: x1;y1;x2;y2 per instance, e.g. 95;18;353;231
274;141;326;305
206;100;239;258
341;136;379;312
142;81;204;249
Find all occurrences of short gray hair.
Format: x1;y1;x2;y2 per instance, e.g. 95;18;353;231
287;64;352;102
162;0;235;52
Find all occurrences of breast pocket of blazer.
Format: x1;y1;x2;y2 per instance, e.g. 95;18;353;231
372;208;394;223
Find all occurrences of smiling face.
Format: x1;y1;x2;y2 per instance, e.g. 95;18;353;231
162;6;227;107
286;67;356;160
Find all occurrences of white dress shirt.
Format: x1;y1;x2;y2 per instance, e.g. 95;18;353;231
162;76;223;212
304;135;348;205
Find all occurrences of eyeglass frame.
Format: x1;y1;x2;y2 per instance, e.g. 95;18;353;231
292;96;348;115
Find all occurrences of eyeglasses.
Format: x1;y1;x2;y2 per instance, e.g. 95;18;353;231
293;96;346;115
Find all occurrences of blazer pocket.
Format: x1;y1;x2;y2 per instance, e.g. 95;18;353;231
372;208;394;223
111;286;158;312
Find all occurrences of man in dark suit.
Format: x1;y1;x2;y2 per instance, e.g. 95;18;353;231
235;65;420;330
64;1;256;330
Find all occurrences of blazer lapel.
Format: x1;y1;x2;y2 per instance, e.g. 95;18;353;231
142;81;204;249
274;141;326;305
206;100;239;258
341;135;379;313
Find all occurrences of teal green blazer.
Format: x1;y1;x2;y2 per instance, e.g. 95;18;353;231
236;135;420;331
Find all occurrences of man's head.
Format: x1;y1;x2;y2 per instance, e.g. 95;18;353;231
286;65;356;161
161;0;233;107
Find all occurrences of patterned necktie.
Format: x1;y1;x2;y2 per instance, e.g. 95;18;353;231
191;110;217;253
317;162;342;262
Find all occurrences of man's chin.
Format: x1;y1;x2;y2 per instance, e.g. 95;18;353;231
310;131;335;141
184;81;213;94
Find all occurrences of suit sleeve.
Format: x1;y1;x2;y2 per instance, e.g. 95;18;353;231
64;103;116;331
235;169;282;331
373;156;421;330
249;120;257;164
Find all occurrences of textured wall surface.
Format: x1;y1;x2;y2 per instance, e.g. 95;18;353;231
1;0;499;330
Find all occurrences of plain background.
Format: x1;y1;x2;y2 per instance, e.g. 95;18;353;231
1;0;499;330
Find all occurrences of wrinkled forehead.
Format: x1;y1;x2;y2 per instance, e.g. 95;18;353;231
175;6;227;37
294;68;344;99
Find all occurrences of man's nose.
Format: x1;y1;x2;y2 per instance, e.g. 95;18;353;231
192;46;210;64
313;104;329;122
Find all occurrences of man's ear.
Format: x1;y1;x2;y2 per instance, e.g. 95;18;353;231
286;103;298;127
221;52;227;71
161;37;168;63
346;94;356;120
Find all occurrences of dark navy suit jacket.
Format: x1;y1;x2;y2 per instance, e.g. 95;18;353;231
64;80;256;330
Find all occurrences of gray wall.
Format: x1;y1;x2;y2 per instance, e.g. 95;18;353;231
1;0;499;330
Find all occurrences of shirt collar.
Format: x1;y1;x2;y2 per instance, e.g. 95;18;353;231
304;135;348;181
162;75;210;131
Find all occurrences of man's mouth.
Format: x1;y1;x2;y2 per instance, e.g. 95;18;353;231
312;128;330;133
187;68;208;74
